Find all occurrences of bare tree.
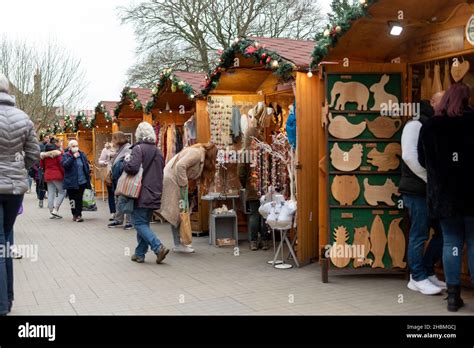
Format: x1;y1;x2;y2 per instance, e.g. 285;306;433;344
119;0;324;86
0;37;87;131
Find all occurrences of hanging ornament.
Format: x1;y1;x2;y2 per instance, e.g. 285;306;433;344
271;60;280;68
165;102;171;111
171;84;177;93
335;25;342;33
178;81;185;87
266;57;272;64
152;87;158;95
245;46;258;54
262;53;267;59
324;29;331;37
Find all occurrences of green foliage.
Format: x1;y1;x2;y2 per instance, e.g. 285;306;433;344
201;37;298;96
146;69;197;113
311;0;379;69
115;87;144;117
95;102;113;123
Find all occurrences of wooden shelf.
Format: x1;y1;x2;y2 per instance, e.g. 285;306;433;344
329;138;401;143
330;205;401;209
329;110;382;114
330;171;401;175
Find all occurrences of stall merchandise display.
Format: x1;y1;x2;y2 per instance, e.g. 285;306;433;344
327;73;405;270
156;122;185;163
208;96;233;148
330;143;363;172
366;143;402;172
387;217;406;269
328;114;366;139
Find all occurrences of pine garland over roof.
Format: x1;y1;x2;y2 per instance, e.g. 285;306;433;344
311;0;379;69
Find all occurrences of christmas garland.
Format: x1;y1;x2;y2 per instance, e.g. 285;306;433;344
95;102;113;123
146;68;196;113
201;37;298;96
114;87;144;117
311;0;379;69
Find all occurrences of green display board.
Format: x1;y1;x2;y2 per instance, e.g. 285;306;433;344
326;73;407;270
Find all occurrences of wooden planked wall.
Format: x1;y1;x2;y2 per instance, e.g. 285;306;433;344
295;72;320;265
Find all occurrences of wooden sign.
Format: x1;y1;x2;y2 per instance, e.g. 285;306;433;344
332;175;361;206
328;115;366;139
366;117;402;139
367;143;402;171
330;143;363;172
388;218;406;269
451;60;470;83
363;178;400;206
365;143;377;148
372;210;384;215
341;213;354;219
408;27;464;62
370;215;387;269
360;166;372;171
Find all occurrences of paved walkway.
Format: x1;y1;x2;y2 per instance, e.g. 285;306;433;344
9;192;473;315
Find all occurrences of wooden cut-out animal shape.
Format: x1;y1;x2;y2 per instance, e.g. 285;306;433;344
366;117;402;139
370;74;399;111
451;60;470;82
330;81;370;111
363;178;400;206
331;175;360;205
370;215;387;269
330;143;363;172
367;143;402;171
331;226;351;268
328;114;366;139
352;226;373;268
388;218;406;269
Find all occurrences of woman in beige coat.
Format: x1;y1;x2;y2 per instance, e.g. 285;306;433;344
160;143;218;253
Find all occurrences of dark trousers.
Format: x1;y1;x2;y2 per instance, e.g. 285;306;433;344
106;184;116;214
67;184;87;218
440;217;474;286
248;200;269;242
35;179;46;201
0;194;23;315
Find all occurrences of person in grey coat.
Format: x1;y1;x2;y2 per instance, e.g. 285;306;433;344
0;74;40;315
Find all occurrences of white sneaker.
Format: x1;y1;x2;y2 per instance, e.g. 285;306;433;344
407;276;442;295
172;245;195;253
51;209;62;219
428;275;447;290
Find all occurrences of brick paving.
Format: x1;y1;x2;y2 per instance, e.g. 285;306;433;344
9;192;474;315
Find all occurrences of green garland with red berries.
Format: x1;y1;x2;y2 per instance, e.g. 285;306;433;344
311;0;379;69
146;69;196;113
114;87;143;117
95;102;114;123
201;37;299;96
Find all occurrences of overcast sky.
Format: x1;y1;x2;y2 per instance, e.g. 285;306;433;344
2;0;332;110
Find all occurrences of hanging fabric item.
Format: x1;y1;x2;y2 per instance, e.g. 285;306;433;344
286;101;297;149
208;96;233;148
184;115;197;147
231;106;241;142
421;65;432;100
443;60;452;91
431;62;443;96
175;126;183;154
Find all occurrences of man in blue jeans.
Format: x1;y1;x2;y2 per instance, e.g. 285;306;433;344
400;96;445;295
0;74;40;315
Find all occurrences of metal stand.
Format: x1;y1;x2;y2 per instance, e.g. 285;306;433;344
271;228;300;269
267;225;283;265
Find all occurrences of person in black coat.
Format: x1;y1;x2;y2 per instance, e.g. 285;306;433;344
61;140;91;222
420;82;474;312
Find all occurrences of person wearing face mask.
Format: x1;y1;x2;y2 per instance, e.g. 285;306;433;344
61;140;92;222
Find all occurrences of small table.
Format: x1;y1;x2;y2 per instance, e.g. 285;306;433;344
201;194;240;244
